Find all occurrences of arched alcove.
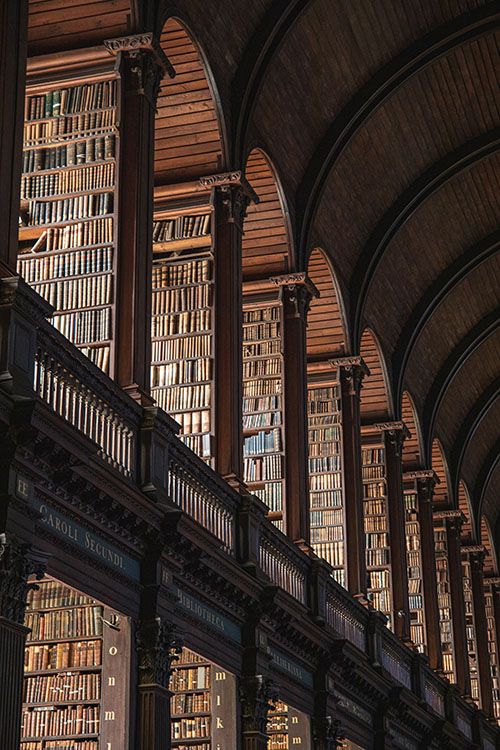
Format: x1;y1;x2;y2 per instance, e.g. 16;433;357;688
481;516;498;576
401;391;423;470
359;328;392;423
154;18;226;184
306;248;349;360
458;480;475;544
431;438;453;507
243;148;293;280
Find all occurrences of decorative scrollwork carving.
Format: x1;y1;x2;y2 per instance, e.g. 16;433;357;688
239;674;278;735
135;617;182;689
0;534;46;623
312;715;345;749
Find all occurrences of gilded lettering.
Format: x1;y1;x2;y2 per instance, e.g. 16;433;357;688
216;718;224;729
109;646;118;656
104;711;115;720
108;676;116;686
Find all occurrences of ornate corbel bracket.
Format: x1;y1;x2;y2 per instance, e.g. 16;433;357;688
270;273;320;320
0;534;47;624
135;617;183;689
104;32;174;107
330;355;369;396
200;171;259;232
239;674;279;735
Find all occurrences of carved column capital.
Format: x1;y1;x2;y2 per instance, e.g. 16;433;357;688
135;617;182;689
330;356;369;397
312;715;344;750
270;273;319;320
239;674;278;735
463;545;487;571
0;534;46;624
104;32;175;107
374;421;410;458
434;509;465;536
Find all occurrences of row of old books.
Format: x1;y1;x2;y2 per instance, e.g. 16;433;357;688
52;307;111;345
243;409;281;430
254;481;283;513
18;247;112;282
311;524;344;542
25;109;115;142
171;717;210;740
80;345;110;372
243;377;282;397
22;742;97;750
364;515;388;532
27;192;112;225
152;359;211;387
27;581;95;610
243;338;281;357
309;440;341;457
25;640;102;672
243;428;282;456
151;309;211;337
32;274;111;310
152;284;211;312
243;454;282;482
26;606;103;641
152;258;211;287
310;472;341;490
309;490;342;509
23;136;115;173
243;357;282;377
364;481;386;498
362;464;385;479
182;434;212;459
26;82;116;121
175;410;211;437
154;383;211;412
309;456;341;473
243;321;280;340
242;395;281;415
244;306;280;323
171;666;211;692
22;705;100;738
32;219;113;253
21;162;115;198
310;508;343;526
153;214;211;242
484;584;500;719
152;334;211;363
434;526;456;681
24;672;101;703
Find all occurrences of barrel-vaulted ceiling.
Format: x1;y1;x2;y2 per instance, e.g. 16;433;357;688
27;0;499;549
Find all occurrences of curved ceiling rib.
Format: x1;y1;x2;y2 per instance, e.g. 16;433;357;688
451;383;500;501
352;131;500;343
393;232;500;403
423;313;500;456
297;3;500;256
231;0;311;163
477;440;500;521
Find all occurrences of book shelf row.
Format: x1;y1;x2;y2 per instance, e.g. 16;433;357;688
434;525;456;682
26;82;116;120
21;162;115;199
23;136;115;173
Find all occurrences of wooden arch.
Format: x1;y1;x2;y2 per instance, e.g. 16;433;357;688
401;391;423;470
359;328;392;423
458;480;475;544
243;148;293;279
306;248;349;360
431;438;453;507
481;516;498;576
154;18;226;184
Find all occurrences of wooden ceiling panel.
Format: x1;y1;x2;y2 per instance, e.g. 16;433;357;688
461;399;500;508
458;480;475;543
28;0;131;54
403;253;500;414
154;19;225;184
306;248;347;359
242;149;291;279
481;516;498;575
359;328;392;422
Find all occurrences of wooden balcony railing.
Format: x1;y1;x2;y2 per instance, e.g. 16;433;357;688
325;585;367;651
379;629;413;690
35;323;141;479
167;438;237;555
259;524;307;605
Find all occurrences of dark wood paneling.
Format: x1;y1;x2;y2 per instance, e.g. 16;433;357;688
401;391;422;470
359;328;391;422
481;516;498;575
306;248;347;358
458;480;474;543
431;439;452;506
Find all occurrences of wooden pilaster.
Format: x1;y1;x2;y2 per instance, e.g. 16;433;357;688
271;273;318;543
465;547;494;716
331;356;368;598
441;512;471;696
0;0;28;277
209;172;258;485
104;34;174;398
405;470;443;671
381;422;411;641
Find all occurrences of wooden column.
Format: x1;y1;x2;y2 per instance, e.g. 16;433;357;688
0;535;45;750
381;422;411;641
208;172;258;485
406;470;443;671
104;34;174;399
271;273;318;543
493;583;500;673
465;547;494;716
331;357;368;599
0;0;28;277
439;511;471;696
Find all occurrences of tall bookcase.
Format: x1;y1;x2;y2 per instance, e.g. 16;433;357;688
21;576;129;750
361;437;393;629
242;288;285;530
18;76;119;375
434;519;456;683
151;205;214;465
267;701;311;748
484;582;500;720
461;555;479;704
404;486;426;652
307;374;345;587
170;647;236;749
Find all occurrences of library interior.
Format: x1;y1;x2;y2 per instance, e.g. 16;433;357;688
0;1;499;749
